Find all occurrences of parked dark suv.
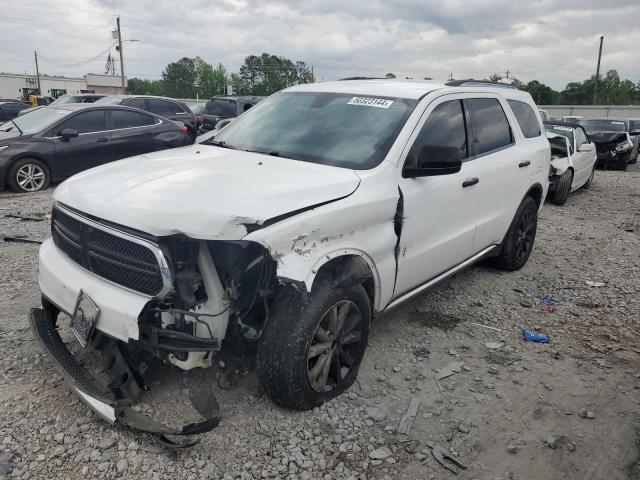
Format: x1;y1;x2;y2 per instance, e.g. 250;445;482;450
0;101;30;123
97;95;198;138
202;96;264;131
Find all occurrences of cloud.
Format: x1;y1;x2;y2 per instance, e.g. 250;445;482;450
0;0;638;90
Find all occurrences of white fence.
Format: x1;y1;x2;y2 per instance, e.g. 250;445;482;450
539;105;640;118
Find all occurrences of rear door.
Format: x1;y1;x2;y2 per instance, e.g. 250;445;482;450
464;96;531;249
51;109;111;177
107;109;163;158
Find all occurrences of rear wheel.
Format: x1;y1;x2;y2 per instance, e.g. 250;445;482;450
492;196;538;271
550;169;573;206
257;280;370;410
7;158;50;193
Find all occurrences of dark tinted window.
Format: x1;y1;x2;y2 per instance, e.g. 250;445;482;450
507;100;540;138
111;110;156;129
168;101;186;114
59;110;107;134
206;99;237;117
406;99;467;167
466;98;513;155
147;99;174;116
124;97;146;110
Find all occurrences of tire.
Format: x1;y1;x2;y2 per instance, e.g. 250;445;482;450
620;155;629;171
257;280;371;410
550;169;573;206
491;196;538;271
7;158;50;193
582;164;595;190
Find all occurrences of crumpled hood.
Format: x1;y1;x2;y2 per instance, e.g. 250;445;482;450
588;131;627;144
54;144;361;239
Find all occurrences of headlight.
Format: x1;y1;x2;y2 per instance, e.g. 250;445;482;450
615;141;632;152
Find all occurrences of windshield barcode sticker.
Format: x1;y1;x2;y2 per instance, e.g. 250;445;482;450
347;97;394;109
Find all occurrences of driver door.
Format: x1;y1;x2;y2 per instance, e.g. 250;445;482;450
394;97;478;297
572;126;594;186
51;109;112;178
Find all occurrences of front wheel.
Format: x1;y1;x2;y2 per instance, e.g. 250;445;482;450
7;158;50;193
491;196;538;271
257;280;371;410
550;169;573;206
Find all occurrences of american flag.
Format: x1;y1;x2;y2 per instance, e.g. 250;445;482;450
105;54;113;74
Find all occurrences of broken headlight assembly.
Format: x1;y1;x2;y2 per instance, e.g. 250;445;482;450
615;140;632;152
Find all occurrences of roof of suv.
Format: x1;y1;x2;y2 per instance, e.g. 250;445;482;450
209;96;264;102
285;79;530;101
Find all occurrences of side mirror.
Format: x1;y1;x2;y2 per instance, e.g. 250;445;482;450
60;128;79;141
403;145;462;178
216;119;232;130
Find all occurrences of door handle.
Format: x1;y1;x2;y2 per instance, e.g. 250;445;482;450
97;137;109;143
144;131;153;135
462;178;479;188
519;160;531;168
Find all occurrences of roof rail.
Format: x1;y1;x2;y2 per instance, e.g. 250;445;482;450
445;79;517;89
338;76;384;81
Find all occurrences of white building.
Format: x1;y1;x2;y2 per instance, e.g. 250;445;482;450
0;72;127;100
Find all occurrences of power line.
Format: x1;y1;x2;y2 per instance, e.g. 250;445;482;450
38;43;116;68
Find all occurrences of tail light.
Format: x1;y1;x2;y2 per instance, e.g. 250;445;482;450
181;126;189;135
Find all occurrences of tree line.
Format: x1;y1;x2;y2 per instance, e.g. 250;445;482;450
488;70;640;105
127;53;314;98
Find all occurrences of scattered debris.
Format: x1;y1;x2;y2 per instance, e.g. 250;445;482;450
469;322;504;332
426;441;467;475
435;361;465;380
507;444;518;454
413;345;430;358
578;409;595;419
522;329;550;343
586;280;607;288
3;235;43;244
4;213;44;222
368;447;392;460
398;398;420;435
536;294;564;304
541;305;556;313
485;340;505;350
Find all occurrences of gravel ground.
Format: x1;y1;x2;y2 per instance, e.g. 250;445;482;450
0;166;639;480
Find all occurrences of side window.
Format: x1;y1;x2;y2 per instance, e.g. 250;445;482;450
507;100;541;138
147;99;173;116
574;127;588;146
58;110;107;134
168;102;186;114
124;97;147;110
465;98;513;156
205;99;237;117
405;99;468;167
111;110;156;129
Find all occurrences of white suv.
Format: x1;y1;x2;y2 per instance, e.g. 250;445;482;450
31;80;549;431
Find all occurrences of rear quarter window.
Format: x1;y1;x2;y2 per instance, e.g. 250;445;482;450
507;100;541;138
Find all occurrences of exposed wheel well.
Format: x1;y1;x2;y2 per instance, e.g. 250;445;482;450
525;183;544;208
311;255;376;314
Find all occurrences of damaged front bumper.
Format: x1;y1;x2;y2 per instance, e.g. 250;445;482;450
29;304;220;448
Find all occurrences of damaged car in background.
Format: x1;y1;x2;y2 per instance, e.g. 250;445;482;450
580;118;638;170
30;79;549;446
544;122;597;205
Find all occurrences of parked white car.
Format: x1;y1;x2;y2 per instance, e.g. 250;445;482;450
30;79;550;439
544;121;597;205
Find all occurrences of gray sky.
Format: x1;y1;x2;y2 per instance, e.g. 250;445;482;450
0;0;638;90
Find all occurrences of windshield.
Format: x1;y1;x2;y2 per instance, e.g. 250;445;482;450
581;120;626;133
190;103;205;114
2;107;70;134
544;124;574;145
630;120;640;131
209;92;417;169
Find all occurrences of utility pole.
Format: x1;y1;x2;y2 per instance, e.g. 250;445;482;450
593;35;604;105
116;16;126;94
34;51;41;95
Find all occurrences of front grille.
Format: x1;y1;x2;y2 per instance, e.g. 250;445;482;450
51;206;167;296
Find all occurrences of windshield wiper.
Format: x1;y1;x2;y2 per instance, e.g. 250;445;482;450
206;139;237;150
243;148;280;157
1;121;22;135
